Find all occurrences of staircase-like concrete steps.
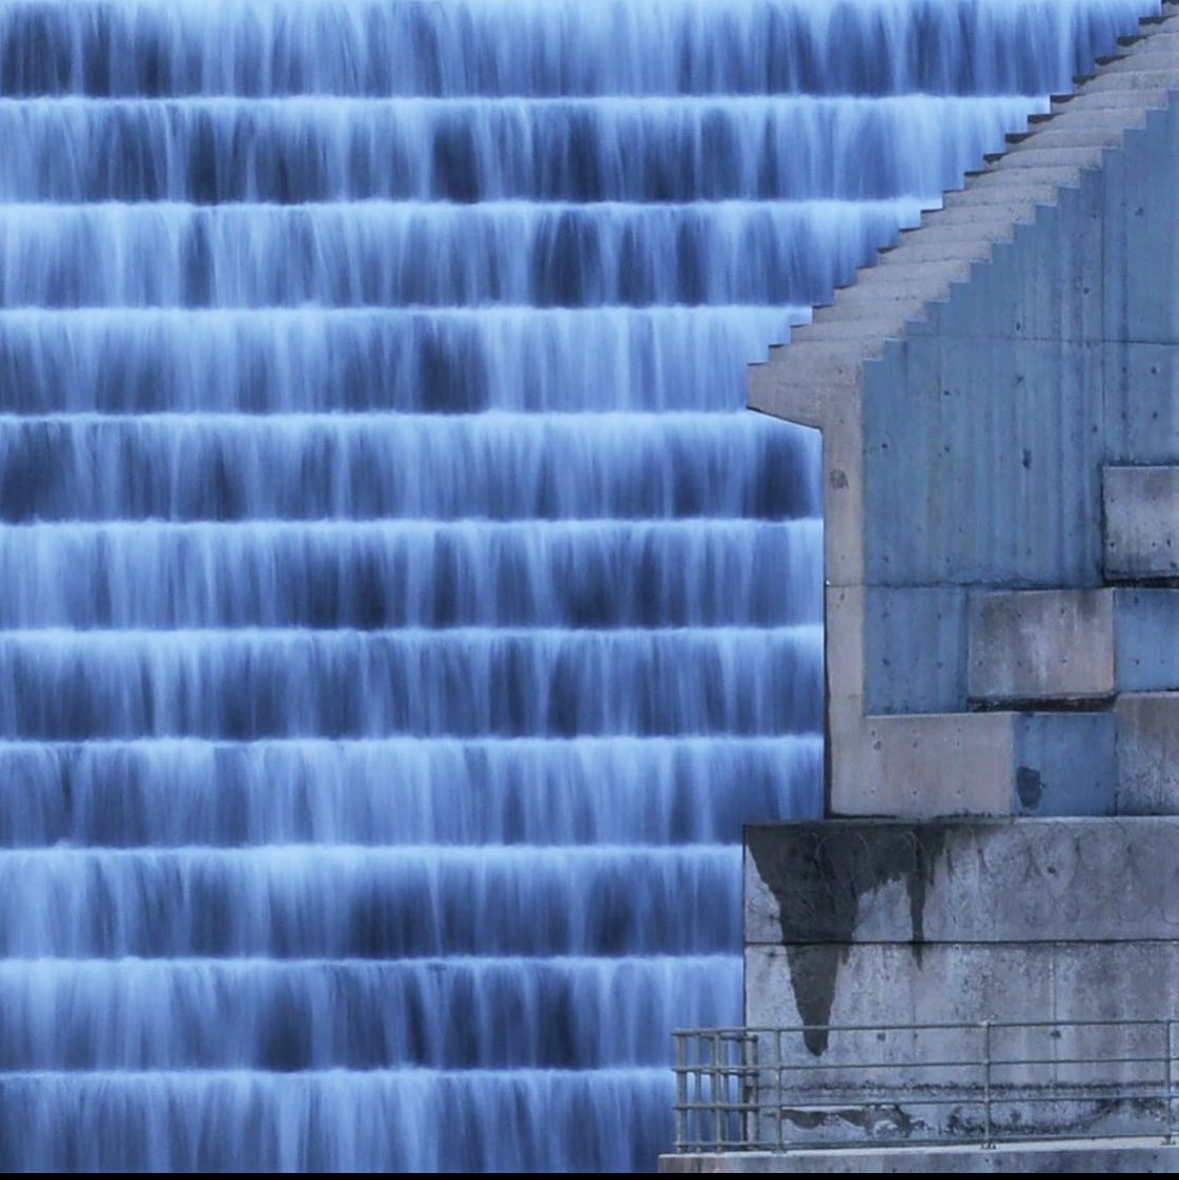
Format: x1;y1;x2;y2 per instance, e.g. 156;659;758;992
766;2;1179;374
1044;87;1175;111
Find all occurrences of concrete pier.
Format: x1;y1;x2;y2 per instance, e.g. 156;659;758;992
661;2;1179;1172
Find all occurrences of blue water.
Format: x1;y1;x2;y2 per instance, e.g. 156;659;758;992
0;0;1158;1171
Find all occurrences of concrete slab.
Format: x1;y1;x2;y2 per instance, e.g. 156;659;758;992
787;318;910;344
1096;50;1179;76
1104;342;1179;461
954;165;1087;194
1051;88;1175;113
967;590;1115;704
840;259;975;292
865;337;1104;586
1116;692;1179;813
1103;465;1179;580
988;145;1109;170
1102;109;1179;347
869;239;998;268
746;345;863;429
809;293;946;323
1080;69;1179;92
1008;112;1150;144
827;711;1015;819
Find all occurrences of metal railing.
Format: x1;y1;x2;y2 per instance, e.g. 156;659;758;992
673;1019;1179;1153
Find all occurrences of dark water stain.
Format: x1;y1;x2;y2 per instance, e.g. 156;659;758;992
747;823;948;1055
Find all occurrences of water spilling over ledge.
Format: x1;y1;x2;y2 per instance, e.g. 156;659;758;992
0;0;1158;1171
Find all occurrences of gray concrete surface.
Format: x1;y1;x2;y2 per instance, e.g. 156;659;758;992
659;1142;1179;1172
744;941;1179;1030
1104;466;1179;579
1115;692;1179;811
738;819;1179;1156
744;819;1179;948
967;590;1116;704
1115;589;1179;691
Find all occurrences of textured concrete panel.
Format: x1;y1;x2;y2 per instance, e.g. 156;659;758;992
1103;105;1179;346
736;935;1179;1156
741;940;1179;1153
745;819;1179;947
828;710;1014;819
1116;692;1179;813
1115;588;1179;691
864;337;1104;588
1103;465;1179;579
1009;173;1105;344
1104;342;1179;463
660;1144;1179;1173
744;941;1179;1031
862;587;967;715
1012;713;1116;816
968;590;1115;703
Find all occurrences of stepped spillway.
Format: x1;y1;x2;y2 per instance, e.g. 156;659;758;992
0;0;1160;1171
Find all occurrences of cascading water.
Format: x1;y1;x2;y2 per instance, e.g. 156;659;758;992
0;0;1158;1172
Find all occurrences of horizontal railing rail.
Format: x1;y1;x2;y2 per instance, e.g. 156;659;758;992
673;1018;1179;1153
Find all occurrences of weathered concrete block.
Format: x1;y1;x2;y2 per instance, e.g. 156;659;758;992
1104;466;1179;579
745;818;1179;948
968;589;1115;704
1114;588;1179;691
829;710;1014;819
747;344;859;429
1116;692;1179;813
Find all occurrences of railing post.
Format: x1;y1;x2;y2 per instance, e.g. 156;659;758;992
674;1032;687;1152
982;1021;993;1148
1167;1019;1176;1146
741;1030;757;1150
709;1030;722;1152
776;1027;786;1152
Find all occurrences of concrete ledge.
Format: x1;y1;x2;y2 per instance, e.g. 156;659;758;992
659;1142;1179;1173
968;590;1115;704
1105;466;1179;580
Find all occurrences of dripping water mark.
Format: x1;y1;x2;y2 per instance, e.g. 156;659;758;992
746;822;947;1055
